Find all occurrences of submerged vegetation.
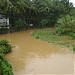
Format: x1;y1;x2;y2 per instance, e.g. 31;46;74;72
0;40;13;75
32;30;62;42
32;29;75;52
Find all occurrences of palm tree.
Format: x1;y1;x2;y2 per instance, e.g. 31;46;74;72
0;0;30;14
0;0;13;14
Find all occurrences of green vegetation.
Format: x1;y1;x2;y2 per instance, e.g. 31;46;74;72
32;29;75;51
0;0;75;35
0;40;12;54
0;0;74;32
39;19;49;28
0;40;13;75
32;30;62;42
0;0;74;38
56;15;75;35
12;18;28;31
70;33;75;40
0;28;9;34
73;46;75;52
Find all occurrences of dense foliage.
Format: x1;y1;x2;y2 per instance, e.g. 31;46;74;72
0;0;74;31
0;28;8;34
0;40;13;75
12;18;28;31
73;46;75;52
0;40;12;54
70;33;75;40
39;19;49;28
56;15;75;35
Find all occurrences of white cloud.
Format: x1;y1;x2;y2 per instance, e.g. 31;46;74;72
70;0;75;6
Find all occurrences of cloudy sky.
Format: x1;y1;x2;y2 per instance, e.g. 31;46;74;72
70;0;75;6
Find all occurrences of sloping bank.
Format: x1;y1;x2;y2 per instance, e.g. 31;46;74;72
0;40;14;75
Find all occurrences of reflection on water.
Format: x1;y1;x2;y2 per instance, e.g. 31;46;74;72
0;29;74;75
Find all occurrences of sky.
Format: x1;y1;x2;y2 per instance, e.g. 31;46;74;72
70;0;75;6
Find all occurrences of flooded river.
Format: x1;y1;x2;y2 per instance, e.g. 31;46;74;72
0;29;74;75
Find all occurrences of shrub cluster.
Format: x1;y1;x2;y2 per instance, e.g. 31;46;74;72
56;15;75;35
0;28;8;34
70;33;75;40
0;40;13;75
73;46;75;52
39;19;49;28
0;40;12;54
13;18;28;31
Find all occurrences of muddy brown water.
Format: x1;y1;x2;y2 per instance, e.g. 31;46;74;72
0;29;74;75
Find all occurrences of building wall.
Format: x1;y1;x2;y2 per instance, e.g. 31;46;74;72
7;18;9;25
0;18;9;26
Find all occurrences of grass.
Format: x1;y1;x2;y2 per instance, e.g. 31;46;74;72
32;30;62;43
32;29;75;51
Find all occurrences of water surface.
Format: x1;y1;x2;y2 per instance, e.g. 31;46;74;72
0;29;74;75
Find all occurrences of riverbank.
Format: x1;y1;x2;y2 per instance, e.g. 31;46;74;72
32;28;75;52
0;40;13;75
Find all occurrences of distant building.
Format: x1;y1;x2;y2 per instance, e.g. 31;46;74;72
0;12;9;28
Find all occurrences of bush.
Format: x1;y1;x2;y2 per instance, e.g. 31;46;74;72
73;46;75;52
39;19;49;28
70;33;75;40
0;40;12;54
0;40;13;75
13;18;28;31
56;15;75;35
0;28;8;34
0;54;13;75
0;40;9;46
